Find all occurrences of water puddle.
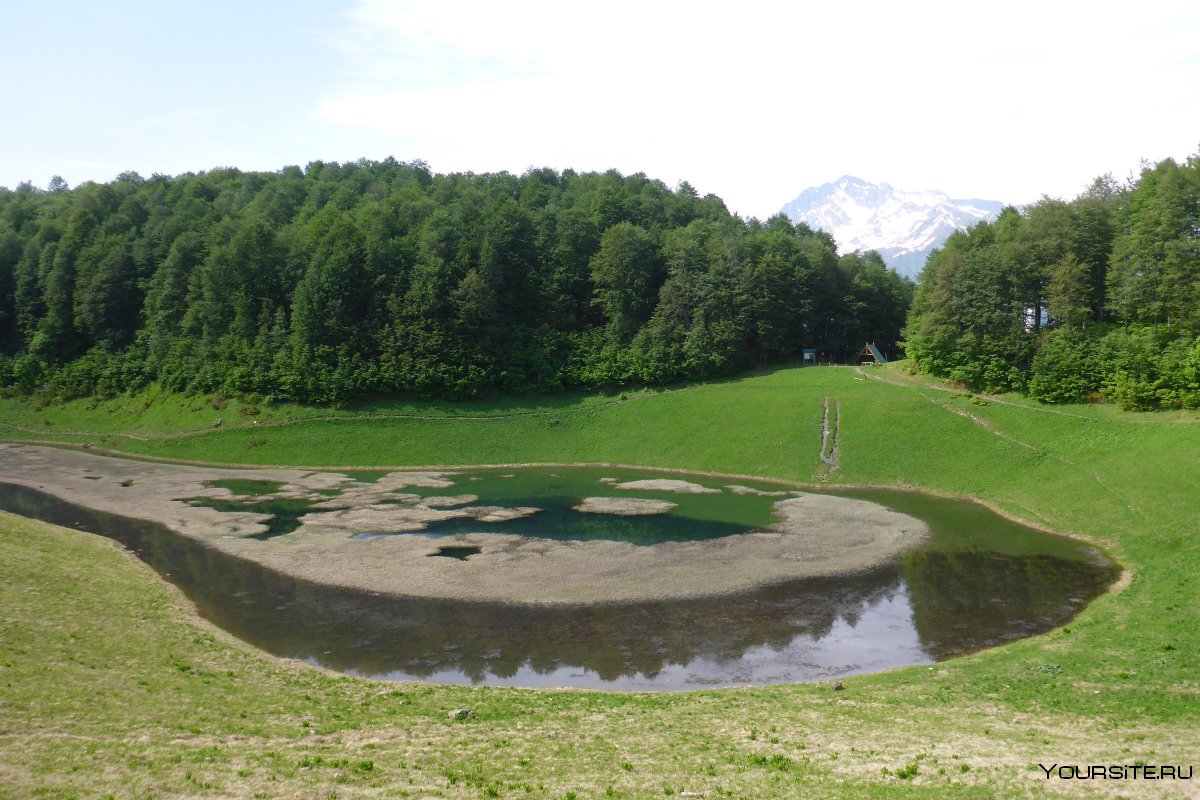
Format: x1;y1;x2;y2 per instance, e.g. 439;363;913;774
428;545;482;560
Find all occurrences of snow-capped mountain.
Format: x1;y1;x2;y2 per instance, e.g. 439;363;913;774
779;176;1005;278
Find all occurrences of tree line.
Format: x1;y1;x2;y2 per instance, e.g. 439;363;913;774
903;152;1200;410
0;160;912;403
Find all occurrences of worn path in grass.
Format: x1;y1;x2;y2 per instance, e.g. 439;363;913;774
2;364;1198;798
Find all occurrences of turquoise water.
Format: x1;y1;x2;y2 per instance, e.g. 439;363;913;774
194;466;785;546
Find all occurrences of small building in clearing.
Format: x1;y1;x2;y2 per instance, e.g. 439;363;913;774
857;342;887;366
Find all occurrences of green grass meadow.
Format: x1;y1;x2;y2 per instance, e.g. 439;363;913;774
1;364;1197;798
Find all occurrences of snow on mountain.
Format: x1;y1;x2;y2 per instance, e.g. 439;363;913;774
779;176;1005;278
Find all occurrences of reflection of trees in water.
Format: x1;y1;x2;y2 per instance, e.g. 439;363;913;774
901;548;1117;660
294;573;904;682
0;483;1115;686
0;484;900;681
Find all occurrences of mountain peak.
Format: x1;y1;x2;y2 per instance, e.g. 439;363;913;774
833;174;886;191
780;178;1004;277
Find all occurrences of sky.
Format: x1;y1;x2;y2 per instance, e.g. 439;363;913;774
2;0;1198;218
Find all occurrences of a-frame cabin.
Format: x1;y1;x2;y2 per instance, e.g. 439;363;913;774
857;342;886;365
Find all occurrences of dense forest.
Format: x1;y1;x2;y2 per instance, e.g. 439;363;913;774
904;152;1200;409
0;160;912;403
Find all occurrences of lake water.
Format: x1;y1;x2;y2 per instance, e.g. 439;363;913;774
0;468;1116;690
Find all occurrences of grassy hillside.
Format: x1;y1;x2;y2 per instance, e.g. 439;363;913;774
2;364;1198;799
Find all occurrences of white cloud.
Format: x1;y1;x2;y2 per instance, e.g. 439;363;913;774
318;0;1200;216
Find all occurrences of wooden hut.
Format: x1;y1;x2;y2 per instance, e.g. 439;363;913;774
857;342;886;366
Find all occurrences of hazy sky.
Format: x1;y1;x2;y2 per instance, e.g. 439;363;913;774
3;0;1198;218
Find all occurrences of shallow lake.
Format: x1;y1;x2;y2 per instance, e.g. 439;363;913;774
0;467;1117;690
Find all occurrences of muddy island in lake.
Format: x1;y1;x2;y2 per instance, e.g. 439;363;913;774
0;444;930;605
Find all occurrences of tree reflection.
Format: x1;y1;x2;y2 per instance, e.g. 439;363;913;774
0;483;1115;688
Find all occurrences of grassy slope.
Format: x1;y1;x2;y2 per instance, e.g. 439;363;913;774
1;365;1197;799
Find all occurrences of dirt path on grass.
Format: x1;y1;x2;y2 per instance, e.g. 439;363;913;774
853;367;1150;422
854;368;1141;516
818;397;840;476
